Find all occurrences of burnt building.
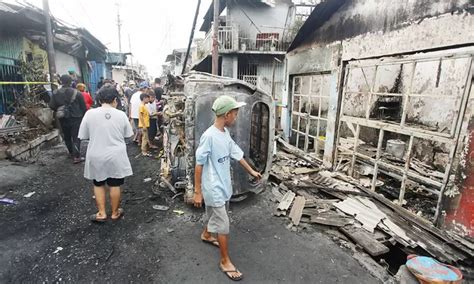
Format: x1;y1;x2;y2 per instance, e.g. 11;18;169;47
282;0;474;237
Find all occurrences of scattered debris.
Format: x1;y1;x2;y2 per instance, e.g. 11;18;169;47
53;247;63;254
270;144;473;278
277;191;295;211
172;192;184;199
166;228;175;233
292;167;319;175
152;205;169;211
160;177;177;194
0;198;17;205
341;226;389;257
23;191;36;198
173;209;184;215
143;178;152;183
288;196;305;226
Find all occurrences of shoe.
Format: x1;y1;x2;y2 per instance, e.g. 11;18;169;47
73;157;84;164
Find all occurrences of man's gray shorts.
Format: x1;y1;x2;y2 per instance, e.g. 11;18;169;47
205;204;230;235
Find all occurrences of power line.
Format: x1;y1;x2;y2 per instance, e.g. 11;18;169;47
57;1;81;27
77;0;94;29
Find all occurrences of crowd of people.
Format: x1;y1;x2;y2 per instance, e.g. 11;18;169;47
48;74;262;281
49;75;165;162
48;74;165;219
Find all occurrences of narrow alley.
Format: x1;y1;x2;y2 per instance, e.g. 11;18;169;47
0;144;379;283
1;0;473;283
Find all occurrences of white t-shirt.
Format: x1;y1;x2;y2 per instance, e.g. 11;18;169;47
78;106;134;181
147;101;157;115
130;91;142;119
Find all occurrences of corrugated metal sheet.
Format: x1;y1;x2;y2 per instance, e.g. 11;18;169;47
334;197;386;233
106;52;127;65
0;36;23;65
89;61;106;95
0;63;22;115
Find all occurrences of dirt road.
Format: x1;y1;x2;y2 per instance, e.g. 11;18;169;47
0;144;379;283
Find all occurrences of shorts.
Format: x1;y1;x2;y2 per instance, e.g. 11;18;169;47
93;178;125;187
132;118;139;129
205;204;230;235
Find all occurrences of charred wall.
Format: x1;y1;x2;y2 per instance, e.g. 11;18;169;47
298;0;472;49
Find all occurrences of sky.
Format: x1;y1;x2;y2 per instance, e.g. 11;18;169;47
22;0;213;77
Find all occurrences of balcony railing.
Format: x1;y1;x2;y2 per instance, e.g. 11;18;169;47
197;25;290;61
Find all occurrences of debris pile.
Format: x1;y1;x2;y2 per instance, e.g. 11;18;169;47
0;106;56;160
270;140;473;278
335;135;448;221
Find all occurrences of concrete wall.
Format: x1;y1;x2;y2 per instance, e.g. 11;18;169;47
227;0;293;40
112;68;127;84
55;50;82;77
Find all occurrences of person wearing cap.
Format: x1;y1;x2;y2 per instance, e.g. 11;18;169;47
194;95;262;281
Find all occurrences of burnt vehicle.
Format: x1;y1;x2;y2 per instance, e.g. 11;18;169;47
160;72;274;203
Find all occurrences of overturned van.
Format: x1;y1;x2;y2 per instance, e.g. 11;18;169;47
161;72;275;203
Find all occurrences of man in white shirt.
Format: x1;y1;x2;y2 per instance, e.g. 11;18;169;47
129;88;143;143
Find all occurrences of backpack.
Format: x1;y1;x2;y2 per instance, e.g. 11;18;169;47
56;89;78;119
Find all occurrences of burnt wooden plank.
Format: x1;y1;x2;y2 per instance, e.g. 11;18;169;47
289;196;306;226
340;226;390;257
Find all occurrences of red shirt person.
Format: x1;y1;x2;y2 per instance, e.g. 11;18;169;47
77;83;94;110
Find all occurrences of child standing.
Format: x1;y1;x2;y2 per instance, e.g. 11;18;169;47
193;95;262;281
138;93;151;156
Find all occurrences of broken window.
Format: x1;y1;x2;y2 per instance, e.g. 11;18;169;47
336;50;473;221
250;102;270;172
290;73;331;159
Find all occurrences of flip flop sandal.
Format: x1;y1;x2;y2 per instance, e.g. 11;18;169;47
220;266;243;281
156;150;164;159
201;238;220;248
90;214;107;223
111;208;124;221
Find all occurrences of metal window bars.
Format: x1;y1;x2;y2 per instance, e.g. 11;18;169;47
335;50;473;221
290;72;332;160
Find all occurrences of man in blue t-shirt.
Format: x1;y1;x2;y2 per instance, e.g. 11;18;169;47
194;95;262;281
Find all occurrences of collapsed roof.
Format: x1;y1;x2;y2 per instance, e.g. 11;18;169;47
0;2;107;61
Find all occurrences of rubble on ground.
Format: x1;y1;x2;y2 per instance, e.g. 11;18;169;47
270;139;473;278
1;105;55;160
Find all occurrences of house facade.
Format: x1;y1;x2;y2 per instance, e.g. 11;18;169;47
0;2;108;110
282;0;473;236
192;0;315;104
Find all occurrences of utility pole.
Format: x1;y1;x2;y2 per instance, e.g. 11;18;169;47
42;0;56;90
211;0;219;75
128;34;134;81
116;3;122;52
182;0;201;75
